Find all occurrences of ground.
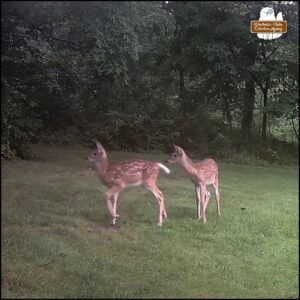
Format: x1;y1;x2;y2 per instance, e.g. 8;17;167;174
1;144;299;298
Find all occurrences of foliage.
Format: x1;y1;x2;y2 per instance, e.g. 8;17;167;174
1;78;42;158
1;1;299;163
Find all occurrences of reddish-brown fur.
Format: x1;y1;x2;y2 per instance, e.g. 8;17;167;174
87;142;170;226
167;145;220;223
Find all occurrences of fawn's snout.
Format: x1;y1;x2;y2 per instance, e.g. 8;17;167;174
166;157;177;163
86;151;99;162
165;159;174;163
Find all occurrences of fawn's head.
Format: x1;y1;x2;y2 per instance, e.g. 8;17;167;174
167;144;186;163
86;141;107;163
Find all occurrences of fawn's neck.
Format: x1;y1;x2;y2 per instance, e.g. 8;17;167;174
95;158;108;178
179;155;198;178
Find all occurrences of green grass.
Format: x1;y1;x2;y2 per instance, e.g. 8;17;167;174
1;144;299;298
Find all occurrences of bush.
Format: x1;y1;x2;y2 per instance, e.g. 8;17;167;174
81;112;179;152
1;141;15;159
38;127;82;146
1;79;42;159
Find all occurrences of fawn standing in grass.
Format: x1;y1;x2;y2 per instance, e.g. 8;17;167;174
167;145;220;223
87;142;171;226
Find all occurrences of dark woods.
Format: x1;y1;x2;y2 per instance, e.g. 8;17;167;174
1;1;299;163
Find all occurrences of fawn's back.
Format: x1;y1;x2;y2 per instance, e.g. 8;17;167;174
103;160;162;187
194;158;218;184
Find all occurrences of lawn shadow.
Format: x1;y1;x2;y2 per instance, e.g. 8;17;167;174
81;208;137;233
169;205;196;220
81;209;114;228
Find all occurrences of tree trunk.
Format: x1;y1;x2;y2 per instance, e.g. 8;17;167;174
291;116;299;141
224;96;233;133
262;80;269;141
241;78;255;136
178;66;188;147
178;66;186;116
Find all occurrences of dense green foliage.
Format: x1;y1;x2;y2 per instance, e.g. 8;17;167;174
1;1;299;162
2;145;298;298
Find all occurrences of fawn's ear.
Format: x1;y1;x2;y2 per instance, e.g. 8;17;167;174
96;141;104;154
173;144;184;156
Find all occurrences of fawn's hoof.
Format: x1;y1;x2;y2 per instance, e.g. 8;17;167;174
157;222;162;227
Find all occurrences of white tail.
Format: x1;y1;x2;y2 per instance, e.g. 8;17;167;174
167;145;220;224
157;163;171;174
87;142;170;226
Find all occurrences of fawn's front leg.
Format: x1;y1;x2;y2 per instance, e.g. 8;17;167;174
105;186;123;224
195;186;201;219
199;183;207;223
111;192;119;225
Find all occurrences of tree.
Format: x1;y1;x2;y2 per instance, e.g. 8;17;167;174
1;1;298;162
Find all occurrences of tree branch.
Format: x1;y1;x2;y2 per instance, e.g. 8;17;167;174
247;69;264;91
291;116;299;141
266;45;280;60
51;36;86;51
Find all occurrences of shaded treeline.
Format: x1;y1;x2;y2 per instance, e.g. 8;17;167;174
1;1;299;162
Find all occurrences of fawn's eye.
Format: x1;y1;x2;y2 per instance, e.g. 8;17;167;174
173;153;178;157
93;152;97;155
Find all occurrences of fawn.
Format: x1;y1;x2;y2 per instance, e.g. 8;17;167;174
87;142;170;226
167;145;220;223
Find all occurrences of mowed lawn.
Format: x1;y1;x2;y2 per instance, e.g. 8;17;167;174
1;145;299;299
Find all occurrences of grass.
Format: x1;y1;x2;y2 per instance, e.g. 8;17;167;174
1;144;299;298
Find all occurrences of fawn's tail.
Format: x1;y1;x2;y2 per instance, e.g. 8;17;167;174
157;163;171;174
